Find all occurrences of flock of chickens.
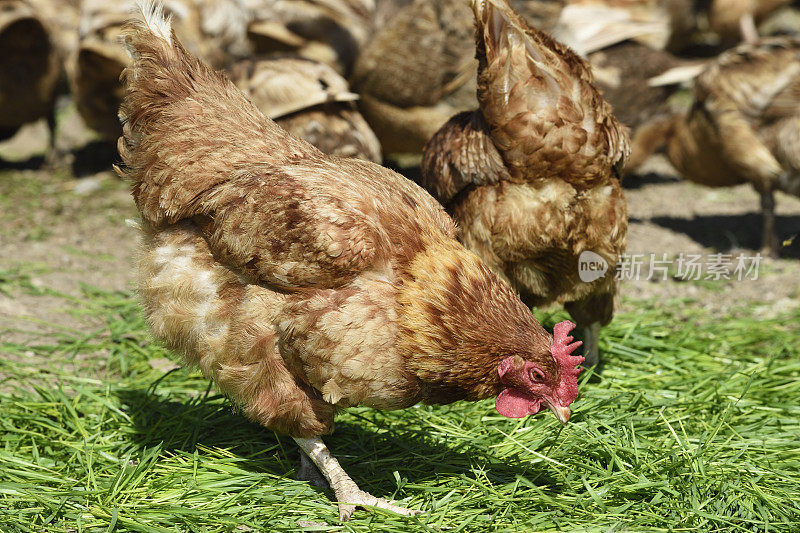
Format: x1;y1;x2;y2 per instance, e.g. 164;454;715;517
5;0;800;522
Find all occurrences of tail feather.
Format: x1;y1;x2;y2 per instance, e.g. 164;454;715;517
116;0;307;226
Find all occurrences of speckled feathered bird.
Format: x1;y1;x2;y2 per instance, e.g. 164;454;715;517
229;57;381;162
656;38;800;256
422;0;629;366
119;1;586;520
70;0;206;140
350;0;477;154
0;0;60;148
244;0;374;75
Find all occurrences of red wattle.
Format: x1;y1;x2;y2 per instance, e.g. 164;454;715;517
495;389;543;418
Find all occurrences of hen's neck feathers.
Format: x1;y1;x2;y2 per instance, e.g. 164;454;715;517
397;239;553;404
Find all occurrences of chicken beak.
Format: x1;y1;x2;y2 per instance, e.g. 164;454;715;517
547;402;571;425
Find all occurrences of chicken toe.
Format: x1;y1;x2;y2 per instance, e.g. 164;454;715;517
293;436;420;520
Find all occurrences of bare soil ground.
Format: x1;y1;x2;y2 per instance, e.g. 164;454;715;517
1;107;799;349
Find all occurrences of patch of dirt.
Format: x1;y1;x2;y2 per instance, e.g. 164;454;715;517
0;105;137;346
621;155;800;316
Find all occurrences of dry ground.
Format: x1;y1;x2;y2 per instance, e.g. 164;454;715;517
1;108;799;349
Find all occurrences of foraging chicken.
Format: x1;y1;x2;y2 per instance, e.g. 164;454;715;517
229;57;381;162
709;0;791;44
245;0;374;75
0;0;60;149
422;0;629;366
649;38;800;257
70;0;206;140
350;0;477;154
120;2;586;520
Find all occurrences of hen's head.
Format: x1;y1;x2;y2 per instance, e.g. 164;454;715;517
495;320;584;424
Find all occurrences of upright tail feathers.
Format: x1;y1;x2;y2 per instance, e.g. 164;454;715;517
116;1;299;226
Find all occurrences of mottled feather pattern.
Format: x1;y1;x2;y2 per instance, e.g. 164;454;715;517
422;0;628;330
421;111;511;205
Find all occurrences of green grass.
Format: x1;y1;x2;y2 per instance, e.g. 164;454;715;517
1;285;799;532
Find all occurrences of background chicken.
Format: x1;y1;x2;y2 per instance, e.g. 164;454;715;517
0;0;61;157
228;57;381;162
643;38;800;257
422;0;629;367
245;0;374;75
70;0;207;141
350;0;478;155
119;1;585;520
709;0;791;44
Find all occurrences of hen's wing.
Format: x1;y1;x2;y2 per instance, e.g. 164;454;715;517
421;111;511;205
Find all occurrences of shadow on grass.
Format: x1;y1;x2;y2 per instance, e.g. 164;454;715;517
651;213;800;258
116;386;560;497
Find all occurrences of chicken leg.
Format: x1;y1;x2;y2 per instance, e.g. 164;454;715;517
582;322;602;368
739;13;759;45
759;186;778;258
293;436;420;520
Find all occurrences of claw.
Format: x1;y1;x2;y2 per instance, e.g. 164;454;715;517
336;489;421;520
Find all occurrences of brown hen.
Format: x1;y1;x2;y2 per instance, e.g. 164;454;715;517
119;1;586;520
350;0;478;154
422;0;629;366
0;0;60;150
661;38;800;257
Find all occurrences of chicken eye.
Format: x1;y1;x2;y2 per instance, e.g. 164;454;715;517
529;368;545;383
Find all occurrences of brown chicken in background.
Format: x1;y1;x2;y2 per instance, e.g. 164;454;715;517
422;0;629;366
0;0;60;154
70;0;207;141
350;0;478;155
634;38;800;257
553;0;696;55
229;57;381;162
120;2;586;520
245;0;374;75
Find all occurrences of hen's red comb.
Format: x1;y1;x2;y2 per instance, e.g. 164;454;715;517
551;320;584;405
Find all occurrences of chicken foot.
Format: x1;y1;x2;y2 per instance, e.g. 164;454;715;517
293;436;420;520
